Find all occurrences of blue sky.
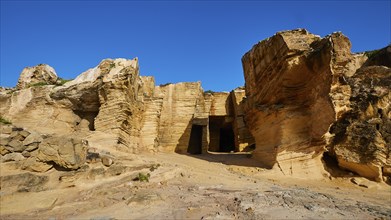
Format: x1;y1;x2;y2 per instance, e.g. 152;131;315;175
1;1;390;91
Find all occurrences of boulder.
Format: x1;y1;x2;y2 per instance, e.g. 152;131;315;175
22;132;43;146
21;157;53;172
7;139;27;152
22;150;31;157
101;156;114;167
37;136;88;169
16;64;58;89
1;152;25;162
25;143;39;152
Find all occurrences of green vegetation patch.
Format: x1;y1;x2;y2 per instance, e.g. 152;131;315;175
159;83;172;87
149;164;161;172
56;78;73;86
133;172;150;182
28;82;49;87
204;90;215;94
364;49;380;59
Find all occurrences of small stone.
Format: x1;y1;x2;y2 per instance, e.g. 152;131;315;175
350;177;377;189
22;151;31;157
101;156;114;167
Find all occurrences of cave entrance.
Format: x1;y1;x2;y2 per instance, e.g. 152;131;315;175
187;125;203;154
73;110;99;131
209;116;235;152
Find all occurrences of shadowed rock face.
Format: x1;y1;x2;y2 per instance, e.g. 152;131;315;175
328;65;391;181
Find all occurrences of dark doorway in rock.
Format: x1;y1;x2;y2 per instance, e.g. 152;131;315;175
73;110;99;131
209;116;235;152
219;126;235;152
187;125;203;154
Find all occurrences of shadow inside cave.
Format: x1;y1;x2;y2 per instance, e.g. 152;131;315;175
184;151;270;168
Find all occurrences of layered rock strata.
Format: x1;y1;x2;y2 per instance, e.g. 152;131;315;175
1;58;254;156
242;29;390;180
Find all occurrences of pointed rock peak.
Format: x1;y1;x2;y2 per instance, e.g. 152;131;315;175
16;64;58;89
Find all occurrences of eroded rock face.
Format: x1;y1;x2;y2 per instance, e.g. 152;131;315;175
242;29;336;176
242;29;390;180
328;65;391;181
16;64;58;89
1;58;145;152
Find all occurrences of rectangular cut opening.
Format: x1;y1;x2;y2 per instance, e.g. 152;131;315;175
209;116;235;152
187;125;203;154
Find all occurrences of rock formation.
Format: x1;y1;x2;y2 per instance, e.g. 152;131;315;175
327;53;391;181
241;29;390;180
0;57;254;158
0;29;389;183
0;124;88;171
16;64;58;89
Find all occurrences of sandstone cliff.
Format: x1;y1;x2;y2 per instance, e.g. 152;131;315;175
242;29;390;180
1;57;253;157
1;29;389;183
1;58;145;153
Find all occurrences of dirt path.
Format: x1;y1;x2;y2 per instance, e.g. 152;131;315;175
1;152;391;219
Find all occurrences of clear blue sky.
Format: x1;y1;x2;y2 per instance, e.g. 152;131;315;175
1;1;390;91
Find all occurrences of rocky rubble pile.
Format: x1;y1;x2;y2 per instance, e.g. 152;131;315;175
0;124;117;172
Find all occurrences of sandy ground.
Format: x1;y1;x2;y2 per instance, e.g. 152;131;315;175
1;152;391;219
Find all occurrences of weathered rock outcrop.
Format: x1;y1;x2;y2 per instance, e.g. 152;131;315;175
1;58;146;152
1;57;254;156
242;29;336;176
327;52;391;181
0;124;88;171
242;29;390;180
16;64;58;89
3;30;388;182
37;136;88;169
